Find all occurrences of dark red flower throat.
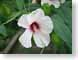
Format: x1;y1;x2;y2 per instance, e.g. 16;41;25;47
30;22;40;32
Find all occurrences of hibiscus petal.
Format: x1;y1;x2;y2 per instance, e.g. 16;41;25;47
27;8;45;25
33;32;50;48
49;0;60;8
60;0;65;4
41;0;49;5
38;16;53;34
17;14;29;28
30;8;44;18
19;29;32;48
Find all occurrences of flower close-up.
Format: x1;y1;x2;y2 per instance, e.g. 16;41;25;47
41;0;65;8
0;0;72;54
17;8;53;48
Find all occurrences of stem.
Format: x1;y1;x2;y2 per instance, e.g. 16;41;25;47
40;48;45;54
2;30;23;54
1;12;21;25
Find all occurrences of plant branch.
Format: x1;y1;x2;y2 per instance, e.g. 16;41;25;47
1;12;21;25
40;48;45;54
2;30;23;54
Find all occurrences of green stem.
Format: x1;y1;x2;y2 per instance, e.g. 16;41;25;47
1;11;22;25
40;48;45;54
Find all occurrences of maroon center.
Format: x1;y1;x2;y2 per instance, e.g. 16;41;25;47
30;22;40;32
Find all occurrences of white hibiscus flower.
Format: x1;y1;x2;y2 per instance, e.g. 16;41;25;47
17;8;53;48
41;0;66;8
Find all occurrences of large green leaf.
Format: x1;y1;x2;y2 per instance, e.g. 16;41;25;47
51;1;72;49
61;7;72;30
51;12;72;48
56;8;72;31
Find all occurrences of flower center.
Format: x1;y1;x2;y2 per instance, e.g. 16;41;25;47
30;22;40;32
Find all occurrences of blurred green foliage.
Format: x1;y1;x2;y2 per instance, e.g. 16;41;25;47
0;0;72;54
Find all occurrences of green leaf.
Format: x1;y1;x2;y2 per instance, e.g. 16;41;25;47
61;7;72;30
16;0;25;10
0;14;7;23
51;32;63;46
51;1;72;49
51;13;72;48
0;4;11;17
56;7;72;31
0;25;7;36
41;3;51;15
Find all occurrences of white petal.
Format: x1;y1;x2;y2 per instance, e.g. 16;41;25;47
49;0;60;8
19;29;32;48
17;14;29;28
60;0;65;4
30;8;44;18
41;0;49;5
38;16;53;34
33;32;50;48
27;8;45;25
